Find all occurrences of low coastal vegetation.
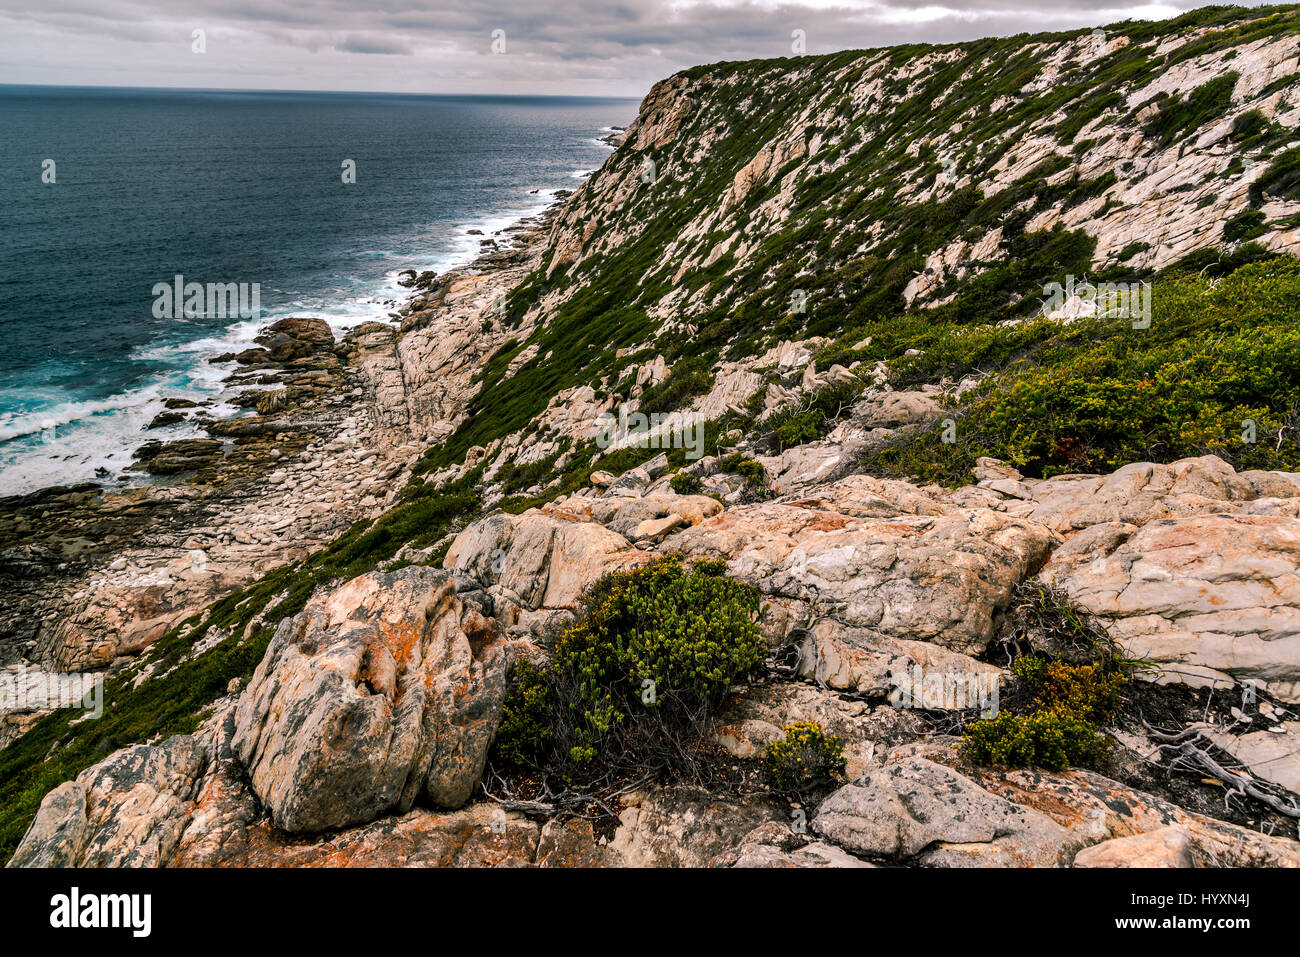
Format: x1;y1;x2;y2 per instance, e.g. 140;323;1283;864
962;657;1127;770
963;582;1135;771
491;556;767;790
857;254;1300;484
765;722;848;798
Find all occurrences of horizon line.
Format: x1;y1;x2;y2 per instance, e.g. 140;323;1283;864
0;80;642;100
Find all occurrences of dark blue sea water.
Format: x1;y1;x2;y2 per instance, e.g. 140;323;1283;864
0;86;635;496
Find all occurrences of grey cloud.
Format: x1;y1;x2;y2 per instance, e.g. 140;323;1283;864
336;34;415;54
0;0;1236;96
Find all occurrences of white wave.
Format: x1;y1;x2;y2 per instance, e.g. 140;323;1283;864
0;138;596;498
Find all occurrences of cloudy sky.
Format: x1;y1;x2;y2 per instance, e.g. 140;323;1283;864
0;0;1258;98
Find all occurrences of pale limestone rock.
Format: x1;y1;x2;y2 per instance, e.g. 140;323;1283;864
1073;826;1195;868
10;734;207;868
1043;510;1300;700
663;475;1055;656
813;758;1076;866
632;513;686;543
853;391;944;428
797;619;1002;700
232;567;511;831
446;510;632;615
607;790;781;867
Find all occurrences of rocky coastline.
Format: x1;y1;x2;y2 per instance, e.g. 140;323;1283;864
6;7;1300;869
0;199;564;743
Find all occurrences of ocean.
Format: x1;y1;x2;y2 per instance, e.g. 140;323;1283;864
0;86;635;497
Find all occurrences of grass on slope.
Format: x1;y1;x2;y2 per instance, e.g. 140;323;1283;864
0;475;480;864
853;255;1300;483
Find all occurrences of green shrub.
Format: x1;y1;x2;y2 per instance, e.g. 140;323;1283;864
862;257;1300;483
962;709;1109;771
765;722;847;795
637;356;716;417
761;381;862;451
718;453;766;483
489;556;766;780
962;655;1126;771
1142;73;1238;146
1223;209;1266;243
1229;108;1269;145
669;471;703;495
491;660;553;770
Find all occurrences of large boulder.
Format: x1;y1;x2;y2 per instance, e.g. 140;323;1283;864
232;566;512;832
852;390;944;429
1072;826;1196;868
445;510;635;632
710;822;874;868
795;619;1002;699
661;474;1055;656
9;734;207;868
809;751;1300;868
712;679;925;780
255;316;335;363
1008;455;1300;532
813;758;1076;866
1042;510;1300;701
961;761;1300;867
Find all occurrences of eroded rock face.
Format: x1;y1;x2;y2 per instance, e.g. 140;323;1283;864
712;680;925;780
1043;510;1300;701
662;474;1056;656
813;758;1076;866
1073;826;1196;868
231;566;512;832
10;734;207;868
35;550;253;672
961;762;1300;867
1008;456;1300;531
445;510;635;634
853;391;944;429
606;790;782;867
711;822;874;868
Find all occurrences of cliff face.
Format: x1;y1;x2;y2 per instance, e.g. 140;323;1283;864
6;7;1300;868
409;6;1300;493
550;20;1299;287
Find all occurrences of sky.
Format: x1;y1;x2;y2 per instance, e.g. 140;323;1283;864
0;0;1267;98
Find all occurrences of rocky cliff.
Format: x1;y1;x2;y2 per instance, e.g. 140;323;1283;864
5;5;1300;867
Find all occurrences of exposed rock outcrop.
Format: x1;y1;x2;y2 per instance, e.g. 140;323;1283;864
232;567;512;831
